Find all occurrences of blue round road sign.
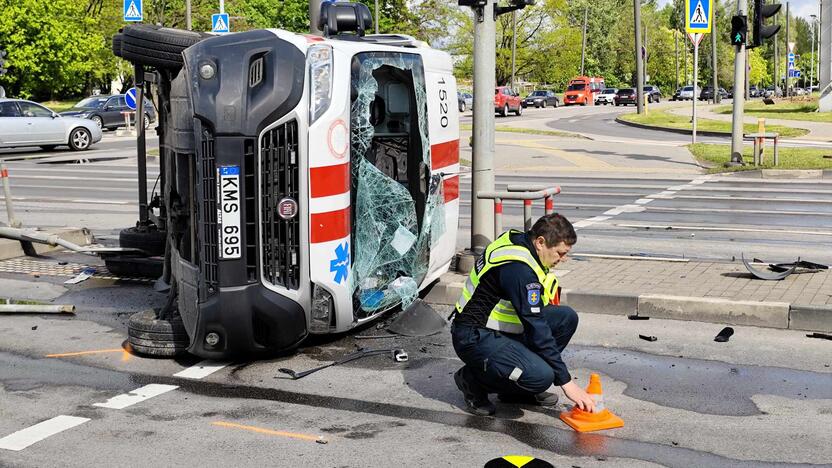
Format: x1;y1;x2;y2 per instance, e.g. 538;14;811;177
125;87;138;110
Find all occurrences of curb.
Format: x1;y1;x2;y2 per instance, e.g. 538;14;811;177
0;228;93;261
615;116;732;138
427;274;832;332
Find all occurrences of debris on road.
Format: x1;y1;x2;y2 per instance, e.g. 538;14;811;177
387;299;446;337
742;254;829;281
64;267;95;284
806;333;832;341
742;254;795;280
559;373;624;432
278;348;407;380
768;260;828;273
714;327;735;343
0;303;74;314
639;334;657;342
628;315;650;320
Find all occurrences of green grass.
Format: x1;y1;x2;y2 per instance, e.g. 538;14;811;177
713;99;831;123
0;298;48;305
619;110;809;138
38;99;81;113
459;123;586;139
688;143;832;173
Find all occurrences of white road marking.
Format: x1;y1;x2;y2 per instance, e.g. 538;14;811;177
615;223;832;237
173;361;229;379
573;215;611;228
92;384;178;410
0;415;89;451
603;204;646;216
635;198;654;205
0;196;131;205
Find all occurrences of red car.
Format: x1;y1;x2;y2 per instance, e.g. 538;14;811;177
494;86;522;116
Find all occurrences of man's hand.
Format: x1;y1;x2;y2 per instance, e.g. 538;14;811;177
561;380;596;413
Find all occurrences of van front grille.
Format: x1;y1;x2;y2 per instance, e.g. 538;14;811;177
260;120;300;290
200;129;218;295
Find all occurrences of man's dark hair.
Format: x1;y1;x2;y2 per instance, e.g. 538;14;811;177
530;213;577;247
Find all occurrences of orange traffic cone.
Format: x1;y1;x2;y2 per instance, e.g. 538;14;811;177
559;373;624;432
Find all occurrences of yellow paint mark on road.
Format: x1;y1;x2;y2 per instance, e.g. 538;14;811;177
496;139;614;169
121;349;132;362
46;348;125;358
212;421;326;443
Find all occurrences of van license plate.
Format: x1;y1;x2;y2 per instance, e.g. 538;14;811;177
217;166;241;260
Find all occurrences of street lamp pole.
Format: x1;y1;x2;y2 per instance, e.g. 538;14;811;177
634;0;644;113
811;14;817;91
375;0;379;34
580;6;588;76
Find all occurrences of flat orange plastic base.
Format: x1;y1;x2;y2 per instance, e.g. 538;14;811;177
559;408;625;432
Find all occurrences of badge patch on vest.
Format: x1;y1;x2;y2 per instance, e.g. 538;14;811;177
527;288;541;305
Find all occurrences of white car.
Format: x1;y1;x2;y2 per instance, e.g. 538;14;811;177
678;85;700;100
0;98;103;151
595;88;618;105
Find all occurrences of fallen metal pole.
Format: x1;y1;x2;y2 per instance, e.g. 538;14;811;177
0;304;75;314
0;226;138;254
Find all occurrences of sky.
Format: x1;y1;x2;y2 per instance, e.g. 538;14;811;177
655;0;820;20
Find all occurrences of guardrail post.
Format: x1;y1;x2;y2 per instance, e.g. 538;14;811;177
773;135;779;166
494;197;503;239
523;199;532;231
0;161;20;228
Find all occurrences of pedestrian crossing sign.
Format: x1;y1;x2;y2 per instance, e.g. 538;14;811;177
685;0;713;34
212;13;230;33
123;0;142;22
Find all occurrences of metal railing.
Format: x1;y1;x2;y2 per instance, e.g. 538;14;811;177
477;185;561;239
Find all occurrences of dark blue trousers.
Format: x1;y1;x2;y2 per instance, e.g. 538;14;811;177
451;305;578;396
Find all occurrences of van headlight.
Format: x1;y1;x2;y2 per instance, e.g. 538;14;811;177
310;283;334;333
308;45;332;124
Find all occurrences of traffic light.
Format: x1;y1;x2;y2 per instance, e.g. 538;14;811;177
731;15;747;46
751;0;781;48
0;49;7;76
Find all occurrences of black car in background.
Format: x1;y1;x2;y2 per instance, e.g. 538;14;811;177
749;86;760;98
60;94;157;130
614;88;638;106
523;90;560;108
643;85;661;103
699;86;730;101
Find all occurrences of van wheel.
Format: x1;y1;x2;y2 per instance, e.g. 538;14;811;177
500;104;508;117
119;226;166;256
127;309;189;358
121;24;207;70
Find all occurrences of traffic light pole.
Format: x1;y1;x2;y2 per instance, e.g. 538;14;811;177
712;2;719;104
821;0;832;111
730;0;747;164
634;0;644;114
310;0;323;35
471;0;496;253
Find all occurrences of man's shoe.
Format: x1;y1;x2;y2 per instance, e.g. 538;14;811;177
497;392;559;407
454;368;496;416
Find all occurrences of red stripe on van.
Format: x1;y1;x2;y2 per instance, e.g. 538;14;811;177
443;175;459;203
431;139;459;170
311;206;350;244
310;163;350;198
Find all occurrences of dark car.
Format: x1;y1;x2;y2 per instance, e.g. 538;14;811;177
699;86;729;101
523;90;559;108
60;94;156;131
643;85;661;103
749;85;760;98
457;92;473;112
614;88;638;106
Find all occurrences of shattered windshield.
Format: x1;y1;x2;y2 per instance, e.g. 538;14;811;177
349;52;446;317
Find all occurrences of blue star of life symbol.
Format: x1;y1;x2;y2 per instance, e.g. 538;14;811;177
330;242;350;284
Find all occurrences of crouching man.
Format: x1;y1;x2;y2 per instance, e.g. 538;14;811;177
450;213;595;416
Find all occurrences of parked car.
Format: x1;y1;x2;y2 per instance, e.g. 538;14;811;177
670;87;682;101
749;85;760;98
763;86;782;98
523;90;559;108
495;86;522;116
793;87;807;96
60;94;156;130
614;88;638;106
595;88;618;105
677;85;699;100
699;86;730;101
643;85;662;103
457;92;473;112
0;98;103;151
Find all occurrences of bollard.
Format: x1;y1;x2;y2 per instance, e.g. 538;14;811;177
0;161;21;228
544;195;554;215
757;118;766;164
523;199;533;231
493;198;503;239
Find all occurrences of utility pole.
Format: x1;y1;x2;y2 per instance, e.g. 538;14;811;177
821;0;832;111
634;0;644;113
774;19;779;94
675;30;680;89
580;6;588;76
711;0;719;103
375;0;379;34
511;11;517;88
730;0;747;164
785;2;790;97
310;0;324;35
811;14;816;90
186;0;192;30
685;33;689;84
471;0;496;252
644;28;649;83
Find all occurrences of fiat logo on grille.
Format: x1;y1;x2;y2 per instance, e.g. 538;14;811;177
277;197;298;219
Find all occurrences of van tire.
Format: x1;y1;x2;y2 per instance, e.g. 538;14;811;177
127;309;189;358
119;226;166;256
121;24;206;70
104;255;163;279
112;33;124;58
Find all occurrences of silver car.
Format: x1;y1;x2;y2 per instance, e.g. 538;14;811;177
0;98;103;151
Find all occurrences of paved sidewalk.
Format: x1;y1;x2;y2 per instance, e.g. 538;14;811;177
429;255;832;332
666;104;832;142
